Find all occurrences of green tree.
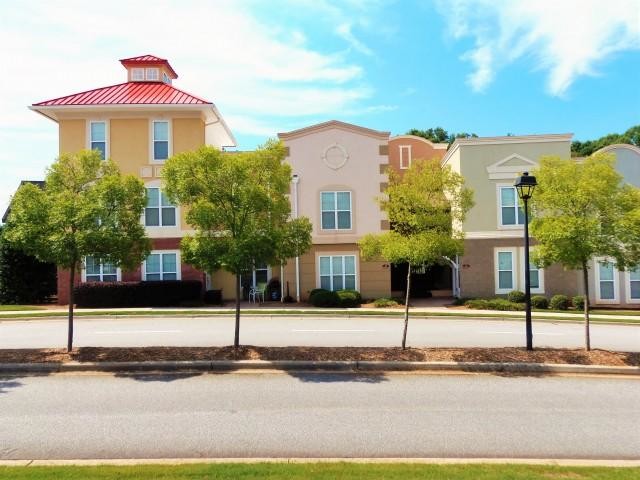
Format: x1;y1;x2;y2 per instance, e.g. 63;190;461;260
571;125;639;157
3;150;150;351
162;141;312;348
407;128;478;148
359;159;474;349
530;154;640;350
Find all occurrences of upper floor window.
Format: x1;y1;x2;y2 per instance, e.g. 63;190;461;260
144;252;178;281
131;68;145;81
153;121;169;160
499;186;525;226
321;191;351;230
85;255;117;282
145;187;176;226
319;255;356;291
146;68;159;81
162;72;171;84
399;145;411;169
90;121;106;160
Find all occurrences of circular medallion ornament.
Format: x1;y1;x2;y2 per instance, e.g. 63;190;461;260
322;143;349;170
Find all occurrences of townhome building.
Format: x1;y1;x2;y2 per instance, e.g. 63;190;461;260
30;55;236;304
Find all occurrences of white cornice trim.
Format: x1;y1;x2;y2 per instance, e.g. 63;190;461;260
465;230;524;239
596;144;640;156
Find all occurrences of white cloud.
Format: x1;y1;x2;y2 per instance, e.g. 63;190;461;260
336;23;374;56
438;0;640;96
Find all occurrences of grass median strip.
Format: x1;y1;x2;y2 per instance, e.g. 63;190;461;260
1;463;639;479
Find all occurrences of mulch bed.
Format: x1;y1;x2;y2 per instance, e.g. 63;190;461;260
0;346;637;366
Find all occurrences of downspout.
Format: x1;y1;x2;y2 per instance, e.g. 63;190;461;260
292;174;301;303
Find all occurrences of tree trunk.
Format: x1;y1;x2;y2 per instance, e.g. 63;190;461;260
402;262;412;350
234;272;241;349
67;263;76;353
582;262;591;351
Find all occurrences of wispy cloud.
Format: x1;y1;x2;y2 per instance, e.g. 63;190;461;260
336;23;374;56
437;0;640;96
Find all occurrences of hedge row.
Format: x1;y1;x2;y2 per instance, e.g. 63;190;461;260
74;280;202;308
308;288;363;308
465;291;587;312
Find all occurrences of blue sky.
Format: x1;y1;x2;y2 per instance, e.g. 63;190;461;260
1;0;639;215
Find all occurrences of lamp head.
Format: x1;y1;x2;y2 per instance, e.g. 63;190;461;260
515;171;537;200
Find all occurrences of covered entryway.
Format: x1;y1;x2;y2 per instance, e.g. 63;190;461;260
391;262;454;299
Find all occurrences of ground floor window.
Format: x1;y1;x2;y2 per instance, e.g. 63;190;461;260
495;250;514;293
629;268;640;301
319;255;356;291
144;252;179;281
596;260;617;302
84;256;118;282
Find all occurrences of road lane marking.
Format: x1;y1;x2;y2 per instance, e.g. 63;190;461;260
292;329;376;333
93;330;182;334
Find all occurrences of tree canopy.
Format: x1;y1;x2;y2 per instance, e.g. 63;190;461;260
406;128;478;146
530;153;640;349
359;158;474;348
571;125;639;157
162;140;312;347
3;150;150;350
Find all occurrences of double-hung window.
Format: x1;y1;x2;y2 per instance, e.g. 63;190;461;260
495;250;515;293
85;256;117;282
153;121;169;161
145;252;178;281
145;187;176;226
499;186;525;226
596;260;617;302
628;267;640;301
319;255;356;291
90;121;106;160
321;191;351;230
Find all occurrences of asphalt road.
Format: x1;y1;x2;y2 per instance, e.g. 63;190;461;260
0;315;639;351
0;372;638;460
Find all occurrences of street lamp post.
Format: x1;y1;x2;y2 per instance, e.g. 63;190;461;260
515;171;537;351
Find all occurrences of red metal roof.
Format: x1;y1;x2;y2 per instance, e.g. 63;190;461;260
120;54;178;78
33;82;210;107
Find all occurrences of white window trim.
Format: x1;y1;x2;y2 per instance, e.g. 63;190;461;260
519;247;545;294
86;120;109;160
143;186;178;228
143;250;181;281
594;257;619;304
317;254;359;291
150;119;172;163
131;68;145;81
320;191;352;231
399;145;412;169
494;248;517;294
624;268;640;304
145;67;160;81
81;256;121;282
496;184;524;230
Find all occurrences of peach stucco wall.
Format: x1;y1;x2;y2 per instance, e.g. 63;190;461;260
388;135;447;175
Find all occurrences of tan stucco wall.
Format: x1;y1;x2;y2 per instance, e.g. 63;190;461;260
110;119;148;175
59;119;86;154
173;118;205;154
283;126;388;244
460;140;571;232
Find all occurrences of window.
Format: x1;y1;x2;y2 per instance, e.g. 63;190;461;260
90;121;106;160
319;255;357;291
146;68;159;81
131;68;144;81
399;145;411;169
495;250;515;293
499;186;525;226
321;191;351;230
84;256;117;282
162;72;171;84
144;252;178;281
153;121;169;160
596;260;618;302
628;267;640;301
520;249;544;294
145;187;176;226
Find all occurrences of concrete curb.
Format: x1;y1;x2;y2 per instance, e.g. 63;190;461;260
0;359;638;376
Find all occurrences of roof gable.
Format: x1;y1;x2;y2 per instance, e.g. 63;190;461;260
278;120;390;141
486;153;538;180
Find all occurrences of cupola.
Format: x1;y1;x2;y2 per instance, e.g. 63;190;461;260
119;54;178;84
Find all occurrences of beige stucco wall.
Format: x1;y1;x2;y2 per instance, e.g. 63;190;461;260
110;119;148;175
283;126;388;244
173;118;205;155
606;146;640;187
59;119;86;154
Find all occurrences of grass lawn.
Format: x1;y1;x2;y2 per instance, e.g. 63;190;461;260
1;463;639;480
0;305;45;311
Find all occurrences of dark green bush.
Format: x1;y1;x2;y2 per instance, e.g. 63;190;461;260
572;295;586;310
550;294;570;310
74;280;202;308
531;295;549;309
507;290;526;303
465;298;524;311
308;288;327;304
309;289;340;307
204;289;222;305
374;297;399;308
336;289;362;307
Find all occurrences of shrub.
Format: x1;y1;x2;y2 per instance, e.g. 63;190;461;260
309;289;340;307
336;289;362;307
507;290;526;303
308;288;327;303
550;294;570;310
374;297;399;308
204;289;223;305
465;298;524;311
531;295;549;309
572;295;586;310
74;280;202;308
